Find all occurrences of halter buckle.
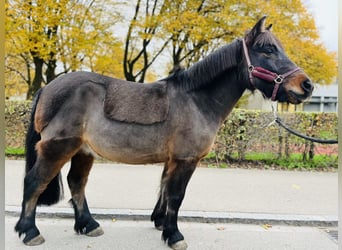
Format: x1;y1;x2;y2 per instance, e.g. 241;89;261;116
248;65;254;73
274;75;284;84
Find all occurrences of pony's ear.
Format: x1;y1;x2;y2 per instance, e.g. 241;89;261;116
245;16;267;44
266;24;273;31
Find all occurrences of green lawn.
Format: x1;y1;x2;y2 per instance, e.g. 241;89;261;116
204;151;338;170
5;147;25;156
6;147;337;170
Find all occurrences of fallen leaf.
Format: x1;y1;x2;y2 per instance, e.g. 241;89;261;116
262;224;272;230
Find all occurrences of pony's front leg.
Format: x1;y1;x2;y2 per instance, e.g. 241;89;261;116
68;151;104;237
151;165;168;230
162;159;197;250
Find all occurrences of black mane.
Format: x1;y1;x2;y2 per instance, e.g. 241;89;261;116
166;39;241;91
165;31;283;92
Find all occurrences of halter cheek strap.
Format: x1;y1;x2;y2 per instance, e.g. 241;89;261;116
242;38;301;101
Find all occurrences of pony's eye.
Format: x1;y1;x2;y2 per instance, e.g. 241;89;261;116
254;45;274;55
262;47;274;54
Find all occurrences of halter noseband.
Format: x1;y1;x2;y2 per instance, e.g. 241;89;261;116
241;38;301;101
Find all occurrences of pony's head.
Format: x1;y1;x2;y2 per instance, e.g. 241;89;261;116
243;16;313;104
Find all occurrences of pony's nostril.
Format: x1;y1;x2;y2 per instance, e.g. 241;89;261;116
301;80;313;93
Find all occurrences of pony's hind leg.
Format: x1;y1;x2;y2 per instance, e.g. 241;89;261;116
67;150;104;237
15;137;82;245
160;158;198;250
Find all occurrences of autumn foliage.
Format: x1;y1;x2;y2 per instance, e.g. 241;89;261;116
5;0;337;99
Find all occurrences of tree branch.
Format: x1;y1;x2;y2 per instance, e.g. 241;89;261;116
6;65;30;84
124;0;142;80
135;36;171;79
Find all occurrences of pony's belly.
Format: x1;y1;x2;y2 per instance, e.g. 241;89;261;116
83;124;168;164
106;152;166;164
84;141;167;164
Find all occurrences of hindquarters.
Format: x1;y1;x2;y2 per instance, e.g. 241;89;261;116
24;88;65;206
30;74;107;203
16;73;106;245
16;85;87;245
34;72;106;134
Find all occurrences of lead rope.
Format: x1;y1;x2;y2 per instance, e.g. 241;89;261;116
270;105;338;144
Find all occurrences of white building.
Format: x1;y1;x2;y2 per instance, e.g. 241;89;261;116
303;83;338;112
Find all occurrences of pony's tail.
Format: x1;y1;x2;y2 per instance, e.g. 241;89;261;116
25;88;64;206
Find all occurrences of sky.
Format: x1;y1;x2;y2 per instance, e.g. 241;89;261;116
304;0;338;52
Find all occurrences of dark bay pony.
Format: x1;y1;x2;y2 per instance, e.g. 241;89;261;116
15;17;313;249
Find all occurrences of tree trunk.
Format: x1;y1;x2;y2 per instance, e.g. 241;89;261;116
27;56;44;99
277;128;283;158
309;141;315;160
46;57;57;83
302;141;308;161
284;132;290;158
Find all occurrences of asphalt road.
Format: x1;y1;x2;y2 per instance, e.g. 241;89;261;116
5;216;338;250
5;160;338;249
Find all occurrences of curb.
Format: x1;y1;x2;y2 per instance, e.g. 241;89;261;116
5;205;337;227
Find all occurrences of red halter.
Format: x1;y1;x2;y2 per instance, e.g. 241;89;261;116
241;38;301;101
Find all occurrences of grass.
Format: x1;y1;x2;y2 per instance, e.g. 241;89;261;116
5;147;25;157
252;153;337;170
204;151;338;171
6;147;338;171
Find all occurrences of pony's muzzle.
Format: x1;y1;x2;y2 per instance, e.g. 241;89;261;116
301;79;314;95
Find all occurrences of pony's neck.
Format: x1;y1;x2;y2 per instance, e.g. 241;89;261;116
182;40;242;91
187;40;248;124
190;71;247;124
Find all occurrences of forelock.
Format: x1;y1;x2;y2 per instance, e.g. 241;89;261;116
253;31;283;50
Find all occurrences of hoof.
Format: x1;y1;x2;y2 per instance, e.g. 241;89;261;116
170;240;188;250
86;226;104;237
24;234;45;246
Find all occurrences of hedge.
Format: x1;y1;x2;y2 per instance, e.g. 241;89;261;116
5;101;31;149
5;101;338;162
214;109;338;162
